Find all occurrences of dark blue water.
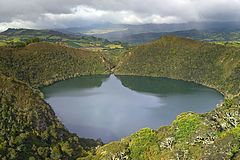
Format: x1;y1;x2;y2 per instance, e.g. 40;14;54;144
42;75;223;142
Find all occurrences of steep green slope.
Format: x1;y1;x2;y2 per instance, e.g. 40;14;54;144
0;35;239;159
0;42;110;87
0;43;111;159
115;36;240;95
0;75;102;159
93;36;240;159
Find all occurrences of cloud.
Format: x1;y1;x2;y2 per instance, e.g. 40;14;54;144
0;0;240;31
43;5;183;26
0;20;37;32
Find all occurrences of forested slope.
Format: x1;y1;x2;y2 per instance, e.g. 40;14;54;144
115;36;240;95
0;42;110;159
0;36;240;159
0;42;110;87
0;75;103;159
94;36;240;159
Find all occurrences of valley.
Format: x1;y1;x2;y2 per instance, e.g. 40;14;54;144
0;28;239;159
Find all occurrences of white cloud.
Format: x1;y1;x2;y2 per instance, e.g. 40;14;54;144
0;20;36;32
44;6;107;22
0;0;240;29
43;5;185;26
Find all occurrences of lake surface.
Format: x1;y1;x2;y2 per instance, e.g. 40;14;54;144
42;75;223;142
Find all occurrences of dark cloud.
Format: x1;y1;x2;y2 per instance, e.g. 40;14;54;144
0;0;240;31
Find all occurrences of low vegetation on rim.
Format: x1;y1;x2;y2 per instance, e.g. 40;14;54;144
0;33;239;159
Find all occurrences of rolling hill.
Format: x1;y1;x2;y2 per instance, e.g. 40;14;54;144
63;22;240;44
0;28;125;49
115;36;240;95
0;42;111;87
60;21;240;42
94;29;240;44
0;42;112;159
94;36;240;159
0;34;239;159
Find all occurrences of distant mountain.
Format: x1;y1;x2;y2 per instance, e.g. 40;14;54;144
115;29;240;44
0;28;125;49
1;28;71;36
57;22;240;43
56;23;126;35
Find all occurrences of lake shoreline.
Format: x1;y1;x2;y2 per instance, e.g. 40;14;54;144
41;74;224;142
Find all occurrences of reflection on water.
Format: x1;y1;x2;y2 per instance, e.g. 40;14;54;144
41;74;223;142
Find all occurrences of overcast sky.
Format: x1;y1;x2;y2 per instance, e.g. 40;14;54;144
0;0;240;31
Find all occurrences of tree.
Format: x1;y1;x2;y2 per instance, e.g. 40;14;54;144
50;146;62;160
60;141;73;156
26;38;40;45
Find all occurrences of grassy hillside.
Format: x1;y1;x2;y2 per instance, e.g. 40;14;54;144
0;28;128;70
115;36;240;95
93;36;240;159
0;42;110;87
0;28;117;48
0;74;102;159
0;42;111;159
0;34;240;159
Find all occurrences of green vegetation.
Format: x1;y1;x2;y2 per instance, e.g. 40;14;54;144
0;41;111;159
0;42;110;87
0;41;7;46
0;41;112;159
172;113;202;143
118;29;240;44
93;36;240;159
0;32;239;159
212;41;240;47
115;36;240;95
0;75;102;159
128;128;159;160
0;28;127;52
93;97;240;159
0;28;128;70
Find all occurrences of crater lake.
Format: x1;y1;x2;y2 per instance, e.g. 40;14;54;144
41;75;223;142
